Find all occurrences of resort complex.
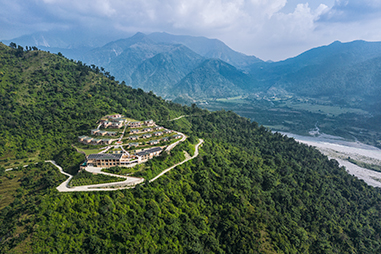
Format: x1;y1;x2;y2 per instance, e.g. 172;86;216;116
77;114;183;168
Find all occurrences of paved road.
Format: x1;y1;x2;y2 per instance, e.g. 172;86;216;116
54;164;144;192
52;136;203;192
165;132;186;152
150;138;204;182
57;176;144;192
45;160;74;192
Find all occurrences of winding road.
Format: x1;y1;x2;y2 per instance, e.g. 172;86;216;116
150;139;203;182
52;138;203;192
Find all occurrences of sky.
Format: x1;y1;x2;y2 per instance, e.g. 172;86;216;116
1;0;381;61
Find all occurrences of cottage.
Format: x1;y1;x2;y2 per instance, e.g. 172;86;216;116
148;140;159;145
129;135;140;140
154;126;163;130
102;121;112;128
163;129;173;134
172;134;182;139
101;139;114;145
107;114;123;119
142;128;152;132
144;119;155;126
129;142;140;147
78;135;87;142
153;131;163;136
113;118;125;123
106;131;117;136
95;130;108;136
129;121;142;128
142;133;152;139
110;121;123;128
83;137;94;144
91;129;99;135
129;129;140;134
136;147;162;161
91;138;102;145
161;137;169;142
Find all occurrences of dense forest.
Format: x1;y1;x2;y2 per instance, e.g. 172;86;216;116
2;43;381;253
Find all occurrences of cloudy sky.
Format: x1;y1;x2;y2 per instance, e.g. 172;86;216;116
1;0;381;61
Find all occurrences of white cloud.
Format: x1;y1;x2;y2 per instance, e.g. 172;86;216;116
318;0;381;22
2;0;381;60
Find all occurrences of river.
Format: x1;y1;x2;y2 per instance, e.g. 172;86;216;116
280;132;381;188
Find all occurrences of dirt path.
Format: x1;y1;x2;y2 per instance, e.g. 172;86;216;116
168;115;188;121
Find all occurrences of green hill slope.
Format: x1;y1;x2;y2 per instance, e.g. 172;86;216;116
2;43;381;253
0;42;189;170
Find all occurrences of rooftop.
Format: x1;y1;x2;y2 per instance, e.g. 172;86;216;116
87;153;123;160
136;147;162;156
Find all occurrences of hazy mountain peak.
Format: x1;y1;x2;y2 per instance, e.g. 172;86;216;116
147;32;263;69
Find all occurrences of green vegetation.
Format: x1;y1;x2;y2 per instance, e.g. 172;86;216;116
0;42;198;170
0;162;66;253
3;43;381;253
201;98;381;148
69;170;125;187
347;158;381;173
73;146;103;156
102;166;137;175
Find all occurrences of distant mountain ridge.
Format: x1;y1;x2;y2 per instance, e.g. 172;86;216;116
4;31;381;112
77;32;260;98
147;32;262;69
249;40;381;110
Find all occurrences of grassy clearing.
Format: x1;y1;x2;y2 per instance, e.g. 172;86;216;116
69;170;125;187
73;145;103;156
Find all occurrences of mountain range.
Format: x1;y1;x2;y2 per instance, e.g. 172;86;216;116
4;32;381;113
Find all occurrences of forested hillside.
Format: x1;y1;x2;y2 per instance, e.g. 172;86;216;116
2;43;381;253
0;42;194;170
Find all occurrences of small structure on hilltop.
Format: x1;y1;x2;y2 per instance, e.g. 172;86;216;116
108;114;123;119
144;119;155;126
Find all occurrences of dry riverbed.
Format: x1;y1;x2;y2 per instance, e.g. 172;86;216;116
281;132;381;188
